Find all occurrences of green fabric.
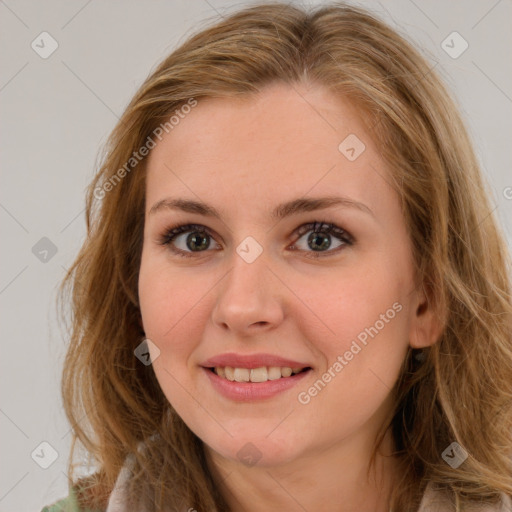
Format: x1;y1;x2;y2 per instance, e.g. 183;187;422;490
40;485;104;512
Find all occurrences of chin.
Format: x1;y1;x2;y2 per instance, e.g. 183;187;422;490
204;429;303;468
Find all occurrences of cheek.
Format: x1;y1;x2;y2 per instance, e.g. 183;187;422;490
139;257;185;358
292;268;409;430
293;262;409;356
138;254;217;376
139;251;195;337
290;260;412;420
138;259;205;408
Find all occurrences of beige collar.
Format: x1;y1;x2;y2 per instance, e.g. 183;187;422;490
106;457;511;512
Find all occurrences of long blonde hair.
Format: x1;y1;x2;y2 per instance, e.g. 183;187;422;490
58;2;512;510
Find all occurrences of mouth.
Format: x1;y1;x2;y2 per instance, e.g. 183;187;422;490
207;365;311;382
201;365;313;401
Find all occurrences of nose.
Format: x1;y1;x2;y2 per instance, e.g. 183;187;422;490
210;249;285;335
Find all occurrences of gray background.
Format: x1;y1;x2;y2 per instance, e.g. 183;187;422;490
1;1;511;510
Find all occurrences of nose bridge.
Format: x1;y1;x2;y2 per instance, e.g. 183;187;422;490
224;244;271;302
224;228;271;290
211;242;284;331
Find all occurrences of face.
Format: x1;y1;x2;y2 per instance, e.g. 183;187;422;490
138;82;427;469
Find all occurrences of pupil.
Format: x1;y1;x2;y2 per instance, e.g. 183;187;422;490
187;232;210;251
185;231;331;252
308;232;330;251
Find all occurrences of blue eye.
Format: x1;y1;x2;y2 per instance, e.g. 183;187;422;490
159;221;353;259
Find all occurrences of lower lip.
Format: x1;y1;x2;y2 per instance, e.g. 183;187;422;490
202;367;312;402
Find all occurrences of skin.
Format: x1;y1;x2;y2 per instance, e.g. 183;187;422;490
138;82;441;511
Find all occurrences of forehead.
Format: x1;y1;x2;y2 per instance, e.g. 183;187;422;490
145;82;396;221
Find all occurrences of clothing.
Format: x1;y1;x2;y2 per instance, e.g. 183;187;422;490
40;486;100;512
416;484;511;512
42;458;512;512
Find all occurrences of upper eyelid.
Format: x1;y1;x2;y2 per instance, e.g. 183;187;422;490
161;221;353;246
157;221;353;261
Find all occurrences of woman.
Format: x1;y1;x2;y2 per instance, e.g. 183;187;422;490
42;2;512;511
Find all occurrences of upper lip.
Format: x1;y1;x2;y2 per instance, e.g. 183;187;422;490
201;353;312;369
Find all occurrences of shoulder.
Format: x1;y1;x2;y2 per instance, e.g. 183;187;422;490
418;482;512;512
41;450;141;512
41;486;105;512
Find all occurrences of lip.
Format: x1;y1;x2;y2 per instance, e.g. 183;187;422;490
201;352;312;370
202;366;312;402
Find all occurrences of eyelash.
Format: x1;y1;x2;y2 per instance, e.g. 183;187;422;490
158;221;354;259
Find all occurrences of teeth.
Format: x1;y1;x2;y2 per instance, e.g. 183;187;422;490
234;368;250;382
281;367;292;378
267;366;282;380
213;366;306;382
250;367;268;382
224;366;235;381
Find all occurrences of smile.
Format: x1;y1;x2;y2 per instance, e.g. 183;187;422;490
203;366;312;401
211;366;308;382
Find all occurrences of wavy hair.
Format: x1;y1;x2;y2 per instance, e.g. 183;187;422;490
58;2;512;510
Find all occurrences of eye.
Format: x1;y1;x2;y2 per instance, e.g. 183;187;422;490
158;221;353;259
290;221;353;258
158;223;220;258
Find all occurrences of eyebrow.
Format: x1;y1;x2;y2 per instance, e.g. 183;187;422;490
149;196;374;220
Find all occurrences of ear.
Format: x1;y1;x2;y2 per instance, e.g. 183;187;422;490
409;283;446;349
